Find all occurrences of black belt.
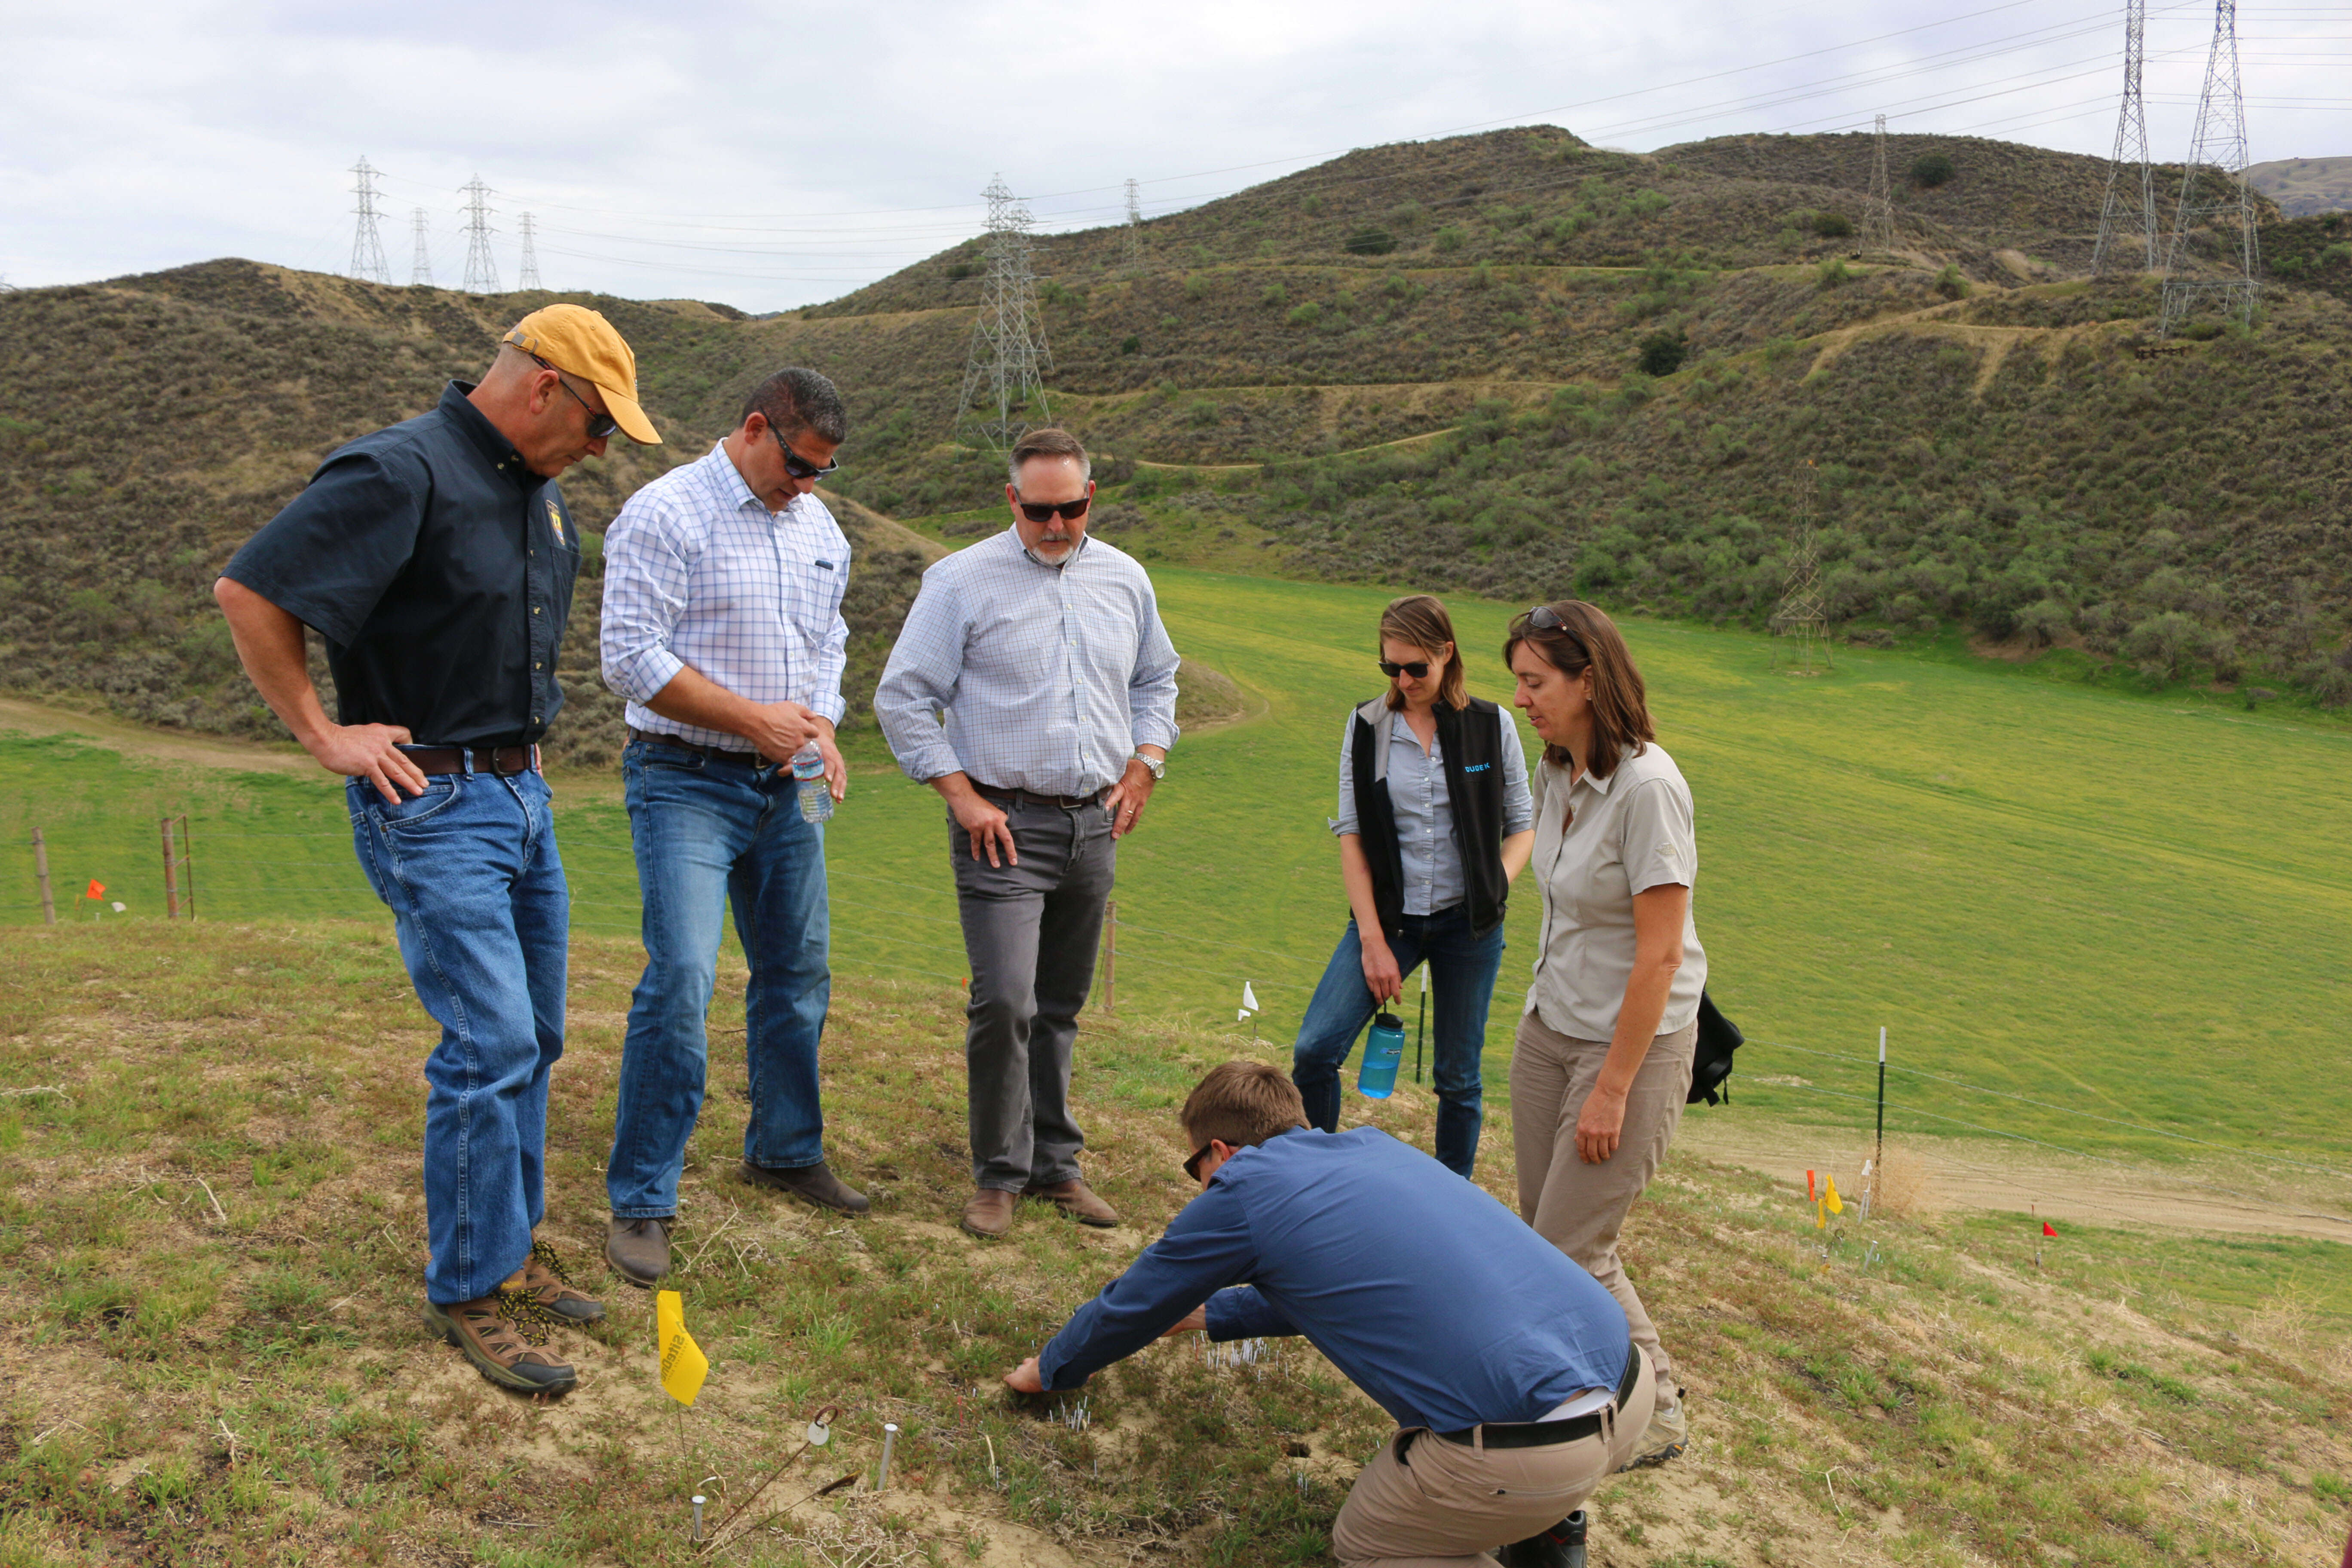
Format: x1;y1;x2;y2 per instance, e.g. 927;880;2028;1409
628;726;760;763
397;744;539;777
974;782;1110;811
1433;1338;1643;1450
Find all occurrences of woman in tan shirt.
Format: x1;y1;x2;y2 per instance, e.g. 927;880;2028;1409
1503;601;1707;1472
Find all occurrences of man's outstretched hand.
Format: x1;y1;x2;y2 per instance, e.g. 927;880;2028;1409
1004;1357;1046;1395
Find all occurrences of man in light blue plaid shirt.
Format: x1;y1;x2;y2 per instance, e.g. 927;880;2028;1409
597;367;868;1289
876;427;1179;1240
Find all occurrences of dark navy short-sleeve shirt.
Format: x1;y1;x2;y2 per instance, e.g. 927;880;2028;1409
224;381;580;749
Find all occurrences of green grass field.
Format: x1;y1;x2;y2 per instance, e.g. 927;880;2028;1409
6;567;2352;1175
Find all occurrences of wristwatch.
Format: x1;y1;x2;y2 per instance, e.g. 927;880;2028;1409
1130;750;1166;781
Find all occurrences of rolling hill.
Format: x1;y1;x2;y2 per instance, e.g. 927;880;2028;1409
2;123;2349;761
2246;154;2352;216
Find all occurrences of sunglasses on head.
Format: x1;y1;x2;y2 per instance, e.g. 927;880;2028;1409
1017;496;1092;524
767;423;841;481
1378;659;1432;679
526;353;619;439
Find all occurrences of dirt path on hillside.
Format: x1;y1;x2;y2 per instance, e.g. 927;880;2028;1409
1676;1113;2352;1243
0;698;320;776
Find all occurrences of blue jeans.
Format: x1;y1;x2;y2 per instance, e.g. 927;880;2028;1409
1290;908;1506;1177
607;740;831;1219
349;769;567;1307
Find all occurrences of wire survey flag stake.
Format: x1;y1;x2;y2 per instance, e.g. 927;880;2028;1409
657;1289;710;1406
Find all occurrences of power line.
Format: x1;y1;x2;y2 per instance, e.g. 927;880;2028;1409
2094;0;2162;275
347;156;391;285
517;211;544;292
953;174;1051;453
460;175;500;296
2161;0;2261;334
407;207;434;288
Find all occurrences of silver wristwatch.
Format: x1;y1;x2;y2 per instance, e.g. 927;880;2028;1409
1130;750;1166;781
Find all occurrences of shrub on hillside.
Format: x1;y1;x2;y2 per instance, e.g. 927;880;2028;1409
1818;258;1853;289
1911;153;1956;188
1811;212;1855;239
1287;302;1323;328
1433;226;1465;253
1637;329;1689;377
2122;612;2215;682
1345;229;1397;255
1935;263;1971;300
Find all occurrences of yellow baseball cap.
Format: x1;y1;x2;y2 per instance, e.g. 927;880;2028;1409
503;304;661;444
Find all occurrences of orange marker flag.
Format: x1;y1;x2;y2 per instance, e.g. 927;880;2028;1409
1806;1170;1816;1202
86;879;105;900
2042;1221;2057;1237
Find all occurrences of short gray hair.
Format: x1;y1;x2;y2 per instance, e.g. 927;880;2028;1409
1008;426;1090;487
741;368;849;444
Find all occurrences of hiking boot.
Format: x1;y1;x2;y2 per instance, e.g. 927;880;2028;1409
606;1215;673;1288
1498;1510;1587;1568
520;1239;603;1323
740;1159;871;1215
1023;1177;1119;1228
1618;1397;1687;1471
424;1292;577;1396
961;1187;1016;1239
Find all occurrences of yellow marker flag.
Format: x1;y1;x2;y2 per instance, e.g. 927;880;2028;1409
1815;1196;1826;1229
655;1289;709;1406
1825;1176;1844;1215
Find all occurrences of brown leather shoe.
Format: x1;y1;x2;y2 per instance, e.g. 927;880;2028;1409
520;1240;603;1322
961;1187;1016;1239
605;1215;673;1288
740;1159;871;1215
423;1292;577;1395
1024;1178;1119;1228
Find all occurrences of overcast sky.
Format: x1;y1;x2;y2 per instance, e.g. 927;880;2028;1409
3;0;2345;312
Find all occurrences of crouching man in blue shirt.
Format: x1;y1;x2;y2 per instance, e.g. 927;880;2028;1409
1004;1062;1655;1568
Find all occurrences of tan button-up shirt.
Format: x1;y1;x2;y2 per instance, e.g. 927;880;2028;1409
1524;743;1708;1042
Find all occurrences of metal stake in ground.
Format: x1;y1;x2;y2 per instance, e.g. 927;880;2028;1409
31;828;55;926
1874;1026;1887;1198
159;818;180;920
876;1422;899;1491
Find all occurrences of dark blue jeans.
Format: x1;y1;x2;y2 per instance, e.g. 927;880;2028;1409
349;768;567;1307
607;740;831;1219
1290;908;1506;1177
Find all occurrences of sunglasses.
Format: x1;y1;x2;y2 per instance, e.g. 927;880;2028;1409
1016;495;1092;524
1378;659;1432;679
768;424;841;481
527;354;619;439
1182;1141;1218;1182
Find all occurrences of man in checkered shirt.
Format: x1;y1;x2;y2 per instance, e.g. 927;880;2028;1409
597;367;868;1289
876;427;1181;1240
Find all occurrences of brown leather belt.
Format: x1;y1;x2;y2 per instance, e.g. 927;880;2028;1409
974;782;1111;811
628;726;760;763
397;744;540;777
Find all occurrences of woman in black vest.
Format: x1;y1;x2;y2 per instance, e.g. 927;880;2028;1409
1289;594;1536;1176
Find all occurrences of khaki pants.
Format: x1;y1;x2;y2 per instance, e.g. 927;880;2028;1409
1508;1011;1696;1395
1330;1349;1657;1567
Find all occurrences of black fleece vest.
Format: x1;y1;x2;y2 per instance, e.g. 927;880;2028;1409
1351;696;1510;941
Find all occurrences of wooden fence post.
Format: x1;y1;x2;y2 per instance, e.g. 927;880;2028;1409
160;818;181;920
31;828;55;926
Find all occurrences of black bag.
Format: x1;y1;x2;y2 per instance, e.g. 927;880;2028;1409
1687;990;1743;1106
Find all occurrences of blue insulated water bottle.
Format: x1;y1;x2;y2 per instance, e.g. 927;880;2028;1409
1358;1012;1406;1099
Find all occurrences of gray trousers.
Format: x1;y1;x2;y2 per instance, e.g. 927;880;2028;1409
949;796;1116;1191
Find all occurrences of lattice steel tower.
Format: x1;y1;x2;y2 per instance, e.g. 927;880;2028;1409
1864;116;1895;251
954;175;1053;449
348;157;392;284
2092;0;2160;275
1124;178;1145;268
460;176;501;295
1772;465;1832;676
408;208;434;287
517;212;544;291
2159;0;2260;333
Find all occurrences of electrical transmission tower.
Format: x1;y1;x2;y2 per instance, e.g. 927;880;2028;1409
954;174;1052;450
1772;465;1832;676
348;157;392;284
517;212;543;291
1124;178;1145;268
1864;116;1895;251
460;176;501;295
2159;0;2260;334
408;208;434;287
2092;0;2159;275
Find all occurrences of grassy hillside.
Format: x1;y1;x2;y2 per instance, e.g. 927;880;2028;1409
1;919;2348;1567
2247;155;2352;217
11;570;2352;1184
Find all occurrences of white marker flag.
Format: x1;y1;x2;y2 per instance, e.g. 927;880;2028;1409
1241;982;1259;1014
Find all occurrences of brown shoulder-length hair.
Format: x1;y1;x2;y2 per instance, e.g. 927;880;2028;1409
1379;594;1469;711
1502;600;1654;777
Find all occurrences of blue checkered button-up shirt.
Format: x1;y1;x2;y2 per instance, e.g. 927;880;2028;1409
599;442;852;744
874;527;1181;796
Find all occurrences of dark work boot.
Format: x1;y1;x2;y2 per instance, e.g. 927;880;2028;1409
605;1215;673;1288
1498;1510;1587;1568
740;1159;870;1215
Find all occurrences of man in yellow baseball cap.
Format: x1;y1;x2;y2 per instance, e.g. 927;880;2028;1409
213;301;660;1400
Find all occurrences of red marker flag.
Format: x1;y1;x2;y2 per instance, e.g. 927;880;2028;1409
2042;1221;2058;1237
86;879;105;900
1807;1170;1816;1202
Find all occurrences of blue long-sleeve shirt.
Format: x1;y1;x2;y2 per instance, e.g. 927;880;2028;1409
1035;1127;1629;1432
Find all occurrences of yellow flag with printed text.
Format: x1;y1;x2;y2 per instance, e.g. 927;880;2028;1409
1825;1176;1844;1215
656;1289;708;1406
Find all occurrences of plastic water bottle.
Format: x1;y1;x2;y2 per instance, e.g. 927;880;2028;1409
792;744;833;824
1357;1011;1406;1099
